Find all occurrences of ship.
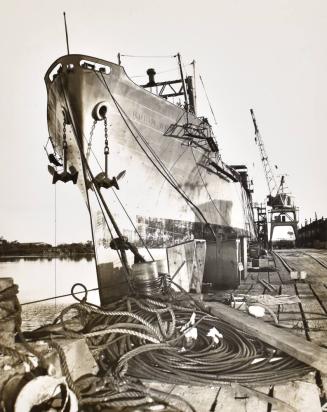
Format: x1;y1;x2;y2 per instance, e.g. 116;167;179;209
45;53;256;304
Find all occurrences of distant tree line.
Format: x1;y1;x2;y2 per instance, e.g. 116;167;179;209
0;237;94;257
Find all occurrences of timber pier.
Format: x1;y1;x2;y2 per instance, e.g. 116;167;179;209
148;248;327;411
1;248;327;411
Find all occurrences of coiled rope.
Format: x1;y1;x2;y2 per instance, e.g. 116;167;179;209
21;280;314;410
32;286;312;386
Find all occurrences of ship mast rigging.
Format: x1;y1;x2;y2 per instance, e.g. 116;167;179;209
63;12;70;55
139;55;220;153
138;53;195;113
98;70;217;240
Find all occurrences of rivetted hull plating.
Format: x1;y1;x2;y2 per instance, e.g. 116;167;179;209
45;54;255;302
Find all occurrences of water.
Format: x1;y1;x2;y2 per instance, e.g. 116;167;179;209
0;256;99;330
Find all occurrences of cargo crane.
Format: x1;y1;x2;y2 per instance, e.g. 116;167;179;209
250;109;298;248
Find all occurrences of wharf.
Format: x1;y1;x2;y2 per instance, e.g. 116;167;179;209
1;248;327;411
148;248;327;411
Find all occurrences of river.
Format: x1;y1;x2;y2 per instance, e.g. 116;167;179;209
0;256;99;330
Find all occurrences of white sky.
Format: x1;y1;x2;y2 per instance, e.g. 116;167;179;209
0;0;326;244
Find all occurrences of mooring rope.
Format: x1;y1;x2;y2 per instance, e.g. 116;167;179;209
28;285;312;385
19;278;315;410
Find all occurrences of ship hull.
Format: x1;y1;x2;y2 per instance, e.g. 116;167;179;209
45;55;255;302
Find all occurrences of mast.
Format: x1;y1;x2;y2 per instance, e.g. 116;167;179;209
177;53;189;111
63;12;70;55
191;60;197;115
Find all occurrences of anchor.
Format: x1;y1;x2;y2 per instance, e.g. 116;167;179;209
47;118;78;184
92;115;126;190
93;170;126;190
48;164;79;184
94;172;119;190
47;153;62;167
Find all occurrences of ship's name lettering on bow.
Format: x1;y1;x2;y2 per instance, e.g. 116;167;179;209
132;110;166;132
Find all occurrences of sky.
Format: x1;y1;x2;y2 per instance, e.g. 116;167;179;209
0;0;326;244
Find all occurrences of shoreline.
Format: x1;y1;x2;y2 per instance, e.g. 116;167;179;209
0;253;94;259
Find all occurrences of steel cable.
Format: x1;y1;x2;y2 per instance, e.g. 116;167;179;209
44;293;312;388
25;284;313;410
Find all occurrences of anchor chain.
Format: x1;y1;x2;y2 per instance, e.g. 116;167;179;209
104;116;109;176
62;118;68;169
86;119;97;161
47;115;78;184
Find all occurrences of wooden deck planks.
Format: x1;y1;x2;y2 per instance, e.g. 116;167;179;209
270;282;322;412
214;385;270;412
144;249;327;411
242;387;271;412
273;381;321;412
269;270;282;284
272;253;293;284
278;284;304;337
235;283;253;294
170;385;219;411
310;283;327;313
279;252;327;282
206;300;327;373
148;381;272;411
213;386;247;412
244;271;259;284
274;250;327;409
257;271;270;283
296;282;327;345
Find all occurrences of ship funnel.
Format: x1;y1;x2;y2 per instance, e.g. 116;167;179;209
146;68;156;86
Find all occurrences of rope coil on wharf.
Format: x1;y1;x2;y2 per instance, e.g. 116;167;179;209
26;278;313;406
